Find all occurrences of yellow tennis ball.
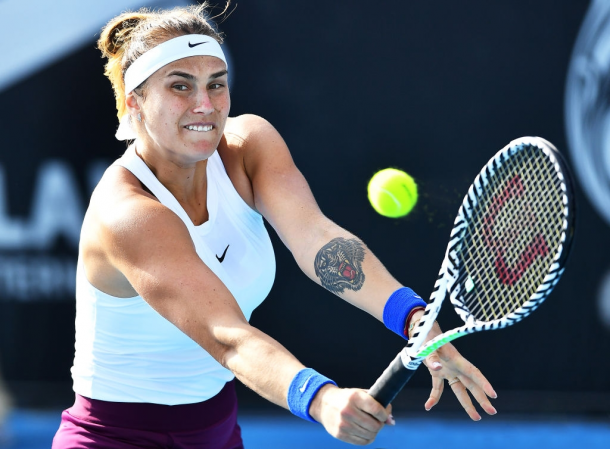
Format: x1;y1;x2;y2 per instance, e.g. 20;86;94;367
367;168;418;218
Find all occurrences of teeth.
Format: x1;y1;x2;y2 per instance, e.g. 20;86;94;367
186;125;213;132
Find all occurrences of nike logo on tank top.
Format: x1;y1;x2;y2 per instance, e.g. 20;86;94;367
71;146;275;405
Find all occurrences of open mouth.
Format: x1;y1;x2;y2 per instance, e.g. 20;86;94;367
185;124;214;132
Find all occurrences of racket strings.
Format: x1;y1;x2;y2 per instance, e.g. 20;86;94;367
456;145;566;322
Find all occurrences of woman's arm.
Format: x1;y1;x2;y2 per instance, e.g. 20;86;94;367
239;114;497;419
92;169;390;444
95;175;301;406
238;115;399;320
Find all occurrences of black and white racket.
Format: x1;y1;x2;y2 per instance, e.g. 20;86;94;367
369;136;576;407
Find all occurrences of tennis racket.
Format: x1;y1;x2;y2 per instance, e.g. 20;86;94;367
369;136;576;407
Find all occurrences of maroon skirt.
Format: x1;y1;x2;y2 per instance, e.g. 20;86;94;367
52;380;243;449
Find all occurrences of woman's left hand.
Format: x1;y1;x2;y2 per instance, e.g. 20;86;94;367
420;322;498;421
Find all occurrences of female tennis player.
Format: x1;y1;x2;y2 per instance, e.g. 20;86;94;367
52;4;497;448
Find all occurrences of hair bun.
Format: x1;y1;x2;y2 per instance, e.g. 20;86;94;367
98;3;227;121
99;13;150;58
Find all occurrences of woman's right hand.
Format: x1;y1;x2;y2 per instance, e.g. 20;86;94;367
308;384;394;446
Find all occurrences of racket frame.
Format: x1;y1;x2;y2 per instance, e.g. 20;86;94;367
369;136;575;405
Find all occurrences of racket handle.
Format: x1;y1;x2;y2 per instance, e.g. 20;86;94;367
368;351;418;407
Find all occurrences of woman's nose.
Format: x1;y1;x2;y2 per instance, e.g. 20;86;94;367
193;91;214;115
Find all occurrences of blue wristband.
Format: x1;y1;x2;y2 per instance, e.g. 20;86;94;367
383;287;427;340
287;368;337;423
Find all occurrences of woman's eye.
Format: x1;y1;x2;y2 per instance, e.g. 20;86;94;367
209;83;224;90
173;84;188;91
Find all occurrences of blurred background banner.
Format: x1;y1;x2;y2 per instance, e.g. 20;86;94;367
565;0;610;341
0;0;608;413
0;0;191;92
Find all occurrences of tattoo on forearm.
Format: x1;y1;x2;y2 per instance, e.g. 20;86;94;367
314;237;365;294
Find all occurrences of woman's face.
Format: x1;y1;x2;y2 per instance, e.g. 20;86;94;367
132;55;230;164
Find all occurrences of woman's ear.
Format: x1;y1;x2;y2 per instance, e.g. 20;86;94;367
125;92;140;117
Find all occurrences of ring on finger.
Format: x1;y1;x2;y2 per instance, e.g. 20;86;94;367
448;377;461;386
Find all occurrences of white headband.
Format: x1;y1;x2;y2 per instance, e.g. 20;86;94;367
116;34;227;140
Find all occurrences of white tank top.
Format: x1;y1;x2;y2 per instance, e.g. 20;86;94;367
71;145;276;405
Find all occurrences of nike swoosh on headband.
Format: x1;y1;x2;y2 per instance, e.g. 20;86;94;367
188;41;207;48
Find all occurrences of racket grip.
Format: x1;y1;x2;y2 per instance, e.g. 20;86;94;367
368;351;418;407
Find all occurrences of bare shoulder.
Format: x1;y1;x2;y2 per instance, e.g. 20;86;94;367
223;114;286;152
222;114;293;181
218;114;294;212
89;165;181;236
82;165;192;296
